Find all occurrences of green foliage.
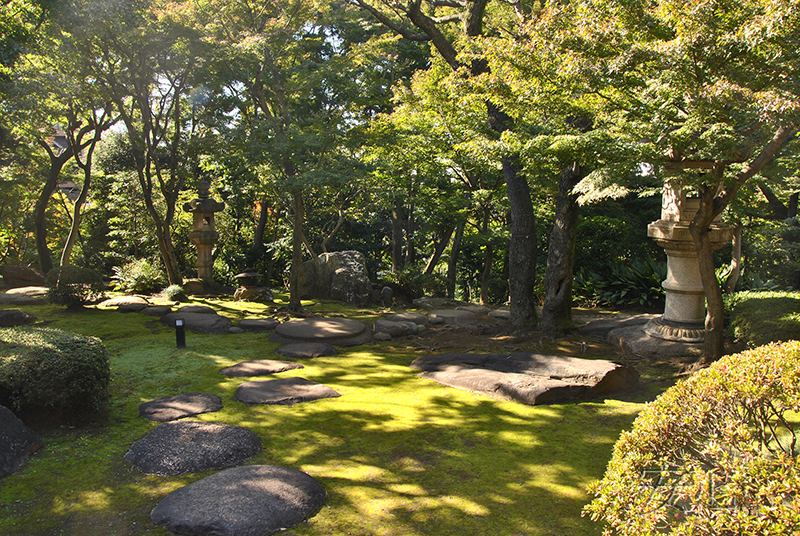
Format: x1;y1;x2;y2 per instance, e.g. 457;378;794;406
162;284;187;302
573;260;666;308
45;265;104;308
380;266;447;301
726;290;800;347
585;340;800;536
738;217;800;288
111;257;167;293
0;326;110;419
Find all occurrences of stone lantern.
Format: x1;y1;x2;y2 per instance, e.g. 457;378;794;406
233;268;273;303
644;184;733;342
183;180;225;281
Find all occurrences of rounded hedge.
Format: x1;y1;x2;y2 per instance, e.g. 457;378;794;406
0;327;111;419
584;340;800;535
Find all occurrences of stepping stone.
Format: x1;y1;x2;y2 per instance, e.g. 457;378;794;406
488;307;510;320
274;342;338;359
4;286;47;297
1;405;44;479
385;312;428;325
270;317;372;347
0;309;35;327
140;305;173;317
237;318;280;332
456;304;490;316
118;302;148;313
97;296;149;308
160;312;233;334
374;319;418;337
150;465;327;536
220;359;303;377
235;377;341;406
124;421;261;476
0;287;48;305
578;314;654;339
410;353;639;405
427;309;479;325
175;305;217;315
138;393;223;422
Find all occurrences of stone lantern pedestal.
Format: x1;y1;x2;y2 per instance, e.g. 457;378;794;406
644;185;733;343
183;181;225;282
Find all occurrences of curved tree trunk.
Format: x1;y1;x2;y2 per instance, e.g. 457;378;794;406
289;189;305;312
34;141;74;274
447;218;465;298
540;162;582;336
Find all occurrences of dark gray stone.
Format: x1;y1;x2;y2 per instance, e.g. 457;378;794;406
273;343;338;359
578;314;654;339
275;317;365;341
150;465;327;536
175;305;217;315
141;305;173;317
0;287;48;305
161;312;233;334
427;309;479;326
374;319;418;337
229;327;244;334
607;325;702;361
385;312;428;325
0;309;35;327
139;393;223;422
297;251;371;306
373;332;392;342
0;405;43;479
410;352;639;405
118;302;149;313
0;265;46;288
235;377;341;406
220;359;303;377
125;421;261;476
237;318;280;332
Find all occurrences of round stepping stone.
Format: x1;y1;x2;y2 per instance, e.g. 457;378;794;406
124;421;261;476
237;318;280;332
235;377;341;406
138;393;223;422
150;465;327;536
275;317;365;341
220;359;303;377
273;343;338;359
160;312;233;334
175;305;217;315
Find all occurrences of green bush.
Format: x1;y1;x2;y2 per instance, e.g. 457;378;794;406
380;267;448;301
726;290;800;347
0;327;111;419
112;257;167;293
584;341;800;535
162;284;187;302
573;259;666;308
46;265;104;308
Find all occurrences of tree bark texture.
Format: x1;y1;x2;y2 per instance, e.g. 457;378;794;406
391;200;404;272
289;189;305;311
540;162;582;336
34;142;74;274
447;218;465;298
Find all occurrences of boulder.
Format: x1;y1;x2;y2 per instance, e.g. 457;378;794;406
125;421;261;476
140;305;173;317
160;312;233;334
237;318;280;332
233;287;274;303
385;312;428;325
410;352;640;405
298;251;370;305
0;265;46;288
97;296;149;308
374;319;418;337
150;465;327;536
0;287;48;305
0;405;43;479
427;309;479;326
138;393;223;422
0;309;35;327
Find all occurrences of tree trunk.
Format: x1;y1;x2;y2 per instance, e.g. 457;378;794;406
405;204;416;267
725;222;742;294
391;200;404;272
448;218;465;299
480;243;494;305
289;189;305;311
253;197;271;249
34;146;73;274
789;192;798;218
424;225;454;275
540;162;582;336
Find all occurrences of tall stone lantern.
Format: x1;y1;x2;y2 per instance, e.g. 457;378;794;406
644;184;733;342
183;180;225;281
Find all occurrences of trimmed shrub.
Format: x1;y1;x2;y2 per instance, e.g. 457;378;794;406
46;265;104;309
112;258;167;293
584;341;800;536
162;284;187;302
726;291;800;347
0;327;111;420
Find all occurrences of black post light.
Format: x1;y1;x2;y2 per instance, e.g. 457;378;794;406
175;318;186;348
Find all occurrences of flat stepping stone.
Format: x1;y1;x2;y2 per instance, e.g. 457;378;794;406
160;312;233;334
488;307;510;320
124;421;261;476
270;317;372;347
1;405;44;479
385;312;428;325
427;309;479;325
410;353;639;405
237;318;280;332
235;377;341;406
140;305;173;317
97;296;149;308
150;465;327;536
175;305;217;315
5;286;47;296
118;302;149;313
374;319;419;337
139;393;223;422
220;359;303;377
274;343;338;359
578;314;654;339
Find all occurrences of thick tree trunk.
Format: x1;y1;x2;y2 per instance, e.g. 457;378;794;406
34;165;63;275
253;197;271;249
289;189;305;311
447;218;465;298
725;223;742;294
789;192;798;218
540;162;582;336
480;243;494;305
391;201;404;272
424;225;454;275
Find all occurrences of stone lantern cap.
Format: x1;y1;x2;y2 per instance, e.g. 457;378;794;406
234;269;262;288
183;180;225;214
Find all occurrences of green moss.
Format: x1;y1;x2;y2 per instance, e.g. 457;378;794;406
727;290;800;347
0;299;657;536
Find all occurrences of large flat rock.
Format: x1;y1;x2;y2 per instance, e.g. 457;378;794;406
125;421;261;476
410;352;639;405
161;312;233;334
235;377;341;406
270;317;372;347
139;393;223;422
237;318;280;332
150;465;327;536
220;359;303;377
273;343;338;359
0;406;43;479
